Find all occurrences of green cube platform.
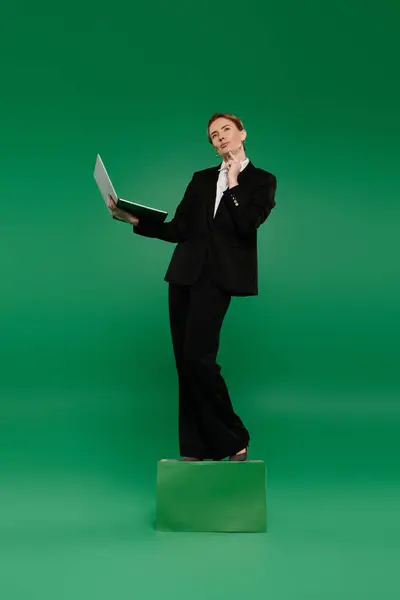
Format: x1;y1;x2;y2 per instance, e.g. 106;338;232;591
155;460;267;532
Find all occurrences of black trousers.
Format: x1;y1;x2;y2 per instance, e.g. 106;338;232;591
168;258;250;460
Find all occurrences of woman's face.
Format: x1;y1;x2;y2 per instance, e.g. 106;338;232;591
209;117;246;158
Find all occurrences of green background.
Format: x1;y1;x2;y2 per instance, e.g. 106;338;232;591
0;0;399;598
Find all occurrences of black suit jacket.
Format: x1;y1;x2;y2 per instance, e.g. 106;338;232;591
133;161;277;296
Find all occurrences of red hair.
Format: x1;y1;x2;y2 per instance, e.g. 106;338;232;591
207;113;245;144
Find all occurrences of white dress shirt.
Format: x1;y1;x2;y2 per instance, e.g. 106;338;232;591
214;157;250;218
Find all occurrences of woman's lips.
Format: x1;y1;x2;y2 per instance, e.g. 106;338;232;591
221;142;229;148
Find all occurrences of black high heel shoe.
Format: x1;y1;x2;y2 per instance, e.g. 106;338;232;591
229;448;248;461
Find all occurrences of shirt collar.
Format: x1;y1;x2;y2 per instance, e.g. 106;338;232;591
219;156;250;172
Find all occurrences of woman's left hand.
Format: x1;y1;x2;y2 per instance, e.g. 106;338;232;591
226;151;241;183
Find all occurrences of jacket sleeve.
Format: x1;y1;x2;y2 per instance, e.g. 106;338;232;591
132;173;197;243
222;173;277;237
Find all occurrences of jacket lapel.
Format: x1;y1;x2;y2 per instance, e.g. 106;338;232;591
205;161;256;226
205;166;220;227
237;160;255;184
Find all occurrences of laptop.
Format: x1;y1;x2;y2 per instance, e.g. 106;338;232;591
93;154;168;223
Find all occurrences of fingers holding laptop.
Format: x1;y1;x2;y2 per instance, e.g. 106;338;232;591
107;195;139;226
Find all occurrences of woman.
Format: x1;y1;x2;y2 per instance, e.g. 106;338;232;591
108;113;277;461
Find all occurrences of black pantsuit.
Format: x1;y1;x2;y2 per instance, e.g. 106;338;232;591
168;253;249;460
133;161;277;459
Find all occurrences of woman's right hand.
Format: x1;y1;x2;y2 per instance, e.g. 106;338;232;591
107;195;139;226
